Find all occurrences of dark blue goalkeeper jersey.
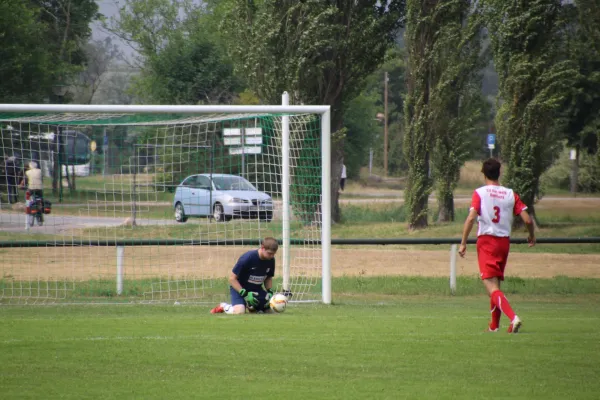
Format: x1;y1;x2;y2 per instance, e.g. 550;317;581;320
231;249;275;292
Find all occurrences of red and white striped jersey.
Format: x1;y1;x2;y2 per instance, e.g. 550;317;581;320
470;185;527;238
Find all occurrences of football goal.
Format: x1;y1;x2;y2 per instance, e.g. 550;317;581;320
0;94;331;305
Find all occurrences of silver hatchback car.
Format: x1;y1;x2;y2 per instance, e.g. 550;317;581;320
173;174;273;223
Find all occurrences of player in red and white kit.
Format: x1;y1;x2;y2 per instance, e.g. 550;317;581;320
459;159;535;333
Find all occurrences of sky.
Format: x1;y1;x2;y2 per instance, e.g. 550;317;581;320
93;0;118;40
93;0;205;60
93;0;136;59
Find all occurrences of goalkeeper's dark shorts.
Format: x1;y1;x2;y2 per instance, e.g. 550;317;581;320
229;286;268;309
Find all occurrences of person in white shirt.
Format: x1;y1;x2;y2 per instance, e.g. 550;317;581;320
20;161;44;197
340;164;347;191
458;158;535;333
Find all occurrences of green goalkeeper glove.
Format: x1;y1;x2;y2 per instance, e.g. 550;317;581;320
263;289;274;310
239;289;258;307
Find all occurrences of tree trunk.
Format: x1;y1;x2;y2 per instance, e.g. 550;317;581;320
437;189;455;222
409;196;429;230
406;151;431;230
403;0;438;230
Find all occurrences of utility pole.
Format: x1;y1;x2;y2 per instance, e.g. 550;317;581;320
384;71;389;177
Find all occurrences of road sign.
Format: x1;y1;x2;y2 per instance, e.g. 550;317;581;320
245;127;262;136
245;136;262;145
223;127;262;151
229;146;262;155
224;137;242;146
223;128;242;136
487;134;496;150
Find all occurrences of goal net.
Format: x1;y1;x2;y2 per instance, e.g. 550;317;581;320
0;101;331;305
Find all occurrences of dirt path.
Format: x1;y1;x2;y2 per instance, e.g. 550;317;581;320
331;248;600;278
2;247;599;280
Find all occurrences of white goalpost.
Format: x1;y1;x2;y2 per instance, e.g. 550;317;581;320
0;95;332;305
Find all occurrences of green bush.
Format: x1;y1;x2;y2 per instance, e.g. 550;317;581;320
154;172;178;193
540;147;600;193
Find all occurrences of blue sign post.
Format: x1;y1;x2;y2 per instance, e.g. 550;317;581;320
487;134;496;157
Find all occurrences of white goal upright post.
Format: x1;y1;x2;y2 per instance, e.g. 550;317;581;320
0;95;331;305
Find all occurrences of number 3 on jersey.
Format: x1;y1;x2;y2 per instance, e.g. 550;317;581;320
492;206;500;223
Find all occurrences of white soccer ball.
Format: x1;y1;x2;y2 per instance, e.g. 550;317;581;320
269;293;288;313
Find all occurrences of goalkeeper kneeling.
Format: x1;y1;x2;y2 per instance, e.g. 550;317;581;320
210;237;278;315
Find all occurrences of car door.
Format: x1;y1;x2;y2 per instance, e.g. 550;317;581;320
178;176;196;215
194;175;212;216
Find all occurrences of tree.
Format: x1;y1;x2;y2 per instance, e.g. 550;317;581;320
343;93;380;179
403;0;438;229
430;1;486;223
0;0;53;102
557;1;600;193
1;1;98;103
72;38;123;104
360;46;407;176
339;46;407;180
484;0;579;220
220;0;405;222
136;33;241;104
94;64;137;105
105;0;241;104
403;0;486;229
103;0;190;67
34;0;100;100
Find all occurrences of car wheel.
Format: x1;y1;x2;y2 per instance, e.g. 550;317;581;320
213;203;227;222
175;203;188;223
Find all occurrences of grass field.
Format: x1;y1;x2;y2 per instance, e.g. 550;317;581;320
1;293;599;399
2;166;600;399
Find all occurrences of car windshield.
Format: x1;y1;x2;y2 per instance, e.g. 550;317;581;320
211;176;256;191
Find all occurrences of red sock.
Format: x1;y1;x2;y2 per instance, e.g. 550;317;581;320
491;290;516;321
489;296;501;330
